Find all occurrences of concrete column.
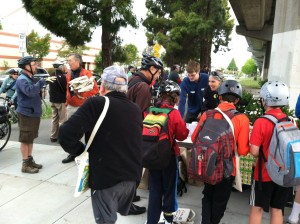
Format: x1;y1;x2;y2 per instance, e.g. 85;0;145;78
268;0;300;109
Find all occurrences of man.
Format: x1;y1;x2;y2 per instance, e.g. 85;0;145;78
191;80;250;224
179;60;209;123
59;65;143;224
62;53;99;163
16;56;46;174
127;54;163;215
0;68;19;107
49;60;67;143
168;64;181;85
249;81;291;224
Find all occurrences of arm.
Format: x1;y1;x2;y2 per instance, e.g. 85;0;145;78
171;110;189;141
178;79;187;118
191;112;206;142
234;114;250;156
0;78;9;94
17;78;45;97
250;144;260;157
296;94;300;118
11;90;17;100
135;83;151;112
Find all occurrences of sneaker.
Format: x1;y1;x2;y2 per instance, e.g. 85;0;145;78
28;156;43;169
22;162;39;174
62;154;76;164
128;203;146;215
287;219;299;224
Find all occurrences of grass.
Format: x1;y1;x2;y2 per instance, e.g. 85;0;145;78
42;102;52;119
239;77;260;89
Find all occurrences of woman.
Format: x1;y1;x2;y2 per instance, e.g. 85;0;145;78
200;71;224;113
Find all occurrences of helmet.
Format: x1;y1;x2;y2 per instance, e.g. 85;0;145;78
8;68;19;74
172;64;180;70
159;80;181;96
218;80;242;98
17;56;36;69
259;81;289;106
141;54;163;70
52;60;64;68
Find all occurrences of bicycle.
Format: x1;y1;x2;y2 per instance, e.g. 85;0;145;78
0;100;11;151
0;97;18;124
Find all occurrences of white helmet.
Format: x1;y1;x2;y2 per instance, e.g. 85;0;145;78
52;60;64;68
259;81;289;106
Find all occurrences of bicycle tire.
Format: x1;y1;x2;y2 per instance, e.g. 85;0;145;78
0;120;11;151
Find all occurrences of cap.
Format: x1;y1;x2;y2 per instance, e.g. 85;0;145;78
101;66;127;85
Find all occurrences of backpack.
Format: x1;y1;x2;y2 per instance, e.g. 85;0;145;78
177;155;188;196
188;109;238;185
142;107;174;169
259;115;300;187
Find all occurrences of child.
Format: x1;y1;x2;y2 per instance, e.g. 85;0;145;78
146;80;189;224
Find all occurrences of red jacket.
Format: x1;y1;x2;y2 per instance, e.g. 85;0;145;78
66;68;99;107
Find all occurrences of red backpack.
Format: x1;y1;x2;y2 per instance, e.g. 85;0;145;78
188;109;238;185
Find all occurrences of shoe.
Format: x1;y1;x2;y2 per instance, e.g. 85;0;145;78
50;138;57;142
132;195;141;202
22;161;39;174
28;156;43;169
128;203;146;215
62;154;76;164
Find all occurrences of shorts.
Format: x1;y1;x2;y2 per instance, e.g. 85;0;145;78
249;180;291;212
91;181;136;224
18;113;40;143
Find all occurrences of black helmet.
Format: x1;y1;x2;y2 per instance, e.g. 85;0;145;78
218;80;242;98
18;56;36;69
8;68;19;74
159;80;181;96
141;54;163;70
52;60;64;69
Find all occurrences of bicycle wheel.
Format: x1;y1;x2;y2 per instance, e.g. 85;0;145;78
0;120;11;151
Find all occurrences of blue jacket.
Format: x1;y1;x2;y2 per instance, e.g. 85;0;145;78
0;77;17;100
296;94;300;118
178;73;208;117
16;73;45;117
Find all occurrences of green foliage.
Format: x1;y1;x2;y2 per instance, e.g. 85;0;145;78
57;41;90;59
227;58;238;72
242;58;257;75
237;90;295;125
123;44;139;65
239;78;260;89
0;22;2;30
22;0;138;68
26;30;51;61
143;0;234;67
2;61;9;69
94;51;102;74
258;79;268;87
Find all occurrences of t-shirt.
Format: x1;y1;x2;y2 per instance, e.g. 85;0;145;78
250;108;287;182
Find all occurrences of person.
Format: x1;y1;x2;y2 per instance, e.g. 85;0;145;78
127;65;135;78
296;94;300;118
248;81;292;224
146;80;189;224
62;53;99;164
0;68;19;108
59;65;143;224
168;64;181;85
200;64;209;74
16;56;46;174
48;60;67;143
127;53;164;215
200;71;224;113
191;80;250;224
178;60;209;123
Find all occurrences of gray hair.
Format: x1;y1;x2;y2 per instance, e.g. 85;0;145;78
102;81;128;93
68;53;83;65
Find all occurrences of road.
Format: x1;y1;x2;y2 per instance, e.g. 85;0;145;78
10;118;58;146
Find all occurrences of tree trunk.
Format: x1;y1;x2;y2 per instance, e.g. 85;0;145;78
101;29;113;70
200;39;212;69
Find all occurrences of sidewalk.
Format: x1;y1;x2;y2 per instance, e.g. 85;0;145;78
0;141;293;224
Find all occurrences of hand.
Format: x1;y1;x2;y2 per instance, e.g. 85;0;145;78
9;100;14;105
45;76;57;83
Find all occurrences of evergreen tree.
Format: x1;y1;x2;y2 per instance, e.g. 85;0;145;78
227;58;238;73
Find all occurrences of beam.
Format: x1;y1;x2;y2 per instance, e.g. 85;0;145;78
236;25;273;41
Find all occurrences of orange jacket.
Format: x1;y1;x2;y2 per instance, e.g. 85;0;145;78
66;68;99;107
191;102;250;176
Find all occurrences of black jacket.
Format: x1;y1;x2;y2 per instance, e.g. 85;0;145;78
59;91;143;189
201;87;220;113
49;69;67;103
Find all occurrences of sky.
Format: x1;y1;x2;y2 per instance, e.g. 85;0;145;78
0;0;251;69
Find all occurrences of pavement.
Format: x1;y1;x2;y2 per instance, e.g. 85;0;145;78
0;140;294;224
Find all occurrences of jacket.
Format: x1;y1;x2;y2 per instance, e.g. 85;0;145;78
16;73;45;117
201;87;219;113
127;71;152;113
192;102;250;176
66;68;99;107
296;94;300;118
179;73;209;118
49;69;67;103
0;77;17;100
59;91;143;190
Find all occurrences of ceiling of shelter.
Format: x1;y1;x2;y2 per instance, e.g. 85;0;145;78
229;0;276;70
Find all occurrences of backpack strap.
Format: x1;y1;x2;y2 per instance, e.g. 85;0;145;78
6;80;16;92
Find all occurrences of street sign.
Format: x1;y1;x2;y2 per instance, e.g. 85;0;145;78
19;33;26;53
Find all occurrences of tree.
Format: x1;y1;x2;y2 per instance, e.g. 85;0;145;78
142;0;234;67
22;0;138;69
123;44;139;65
242;58;257;76
57;41;90;59
26;30;51;61
227;58;238;73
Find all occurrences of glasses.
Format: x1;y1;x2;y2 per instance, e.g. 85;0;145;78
30;63;37;66
12;73;18;75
